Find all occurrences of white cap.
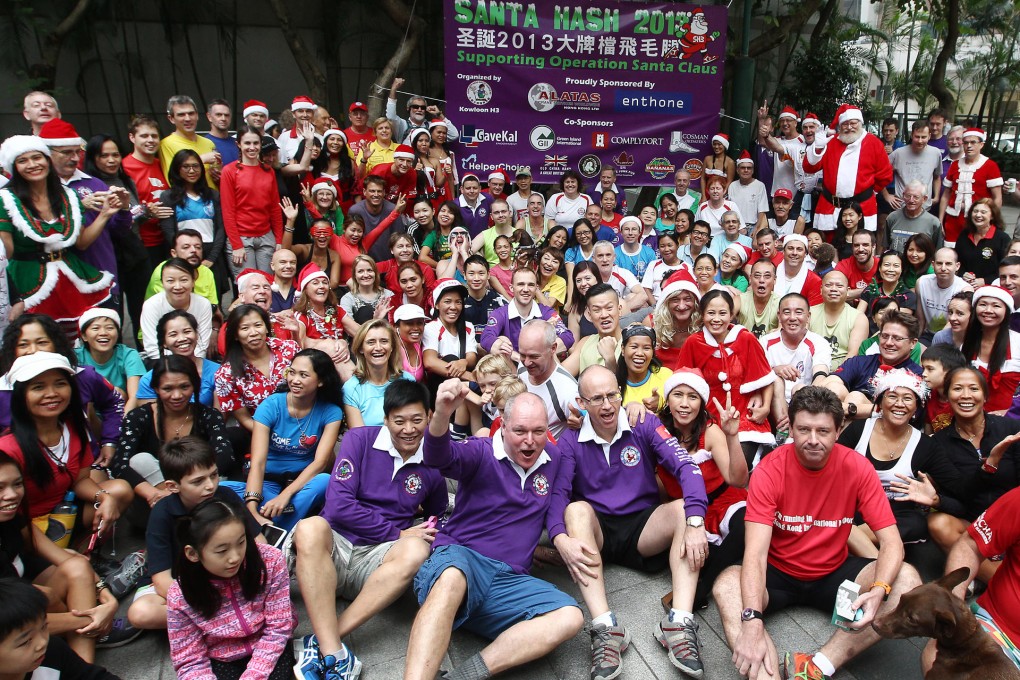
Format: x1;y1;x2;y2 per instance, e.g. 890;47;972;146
431;278;468;307
7;352;74;386
393;304;429;323
78;307;121;333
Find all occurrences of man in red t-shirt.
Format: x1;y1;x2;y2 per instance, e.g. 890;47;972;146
834;230;879;302
745;227;785;272
930;485;1020;672
372;145;418;214
713;386;921;680
121;115;173;265
342;101;376;162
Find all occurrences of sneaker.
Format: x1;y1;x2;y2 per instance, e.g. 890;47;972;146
589;622;630;680
655;614;704;678
294;634;324;680
323;645;362;680
781;652;830;680
96;618;143;648
105;550;147;599
89;551;120;578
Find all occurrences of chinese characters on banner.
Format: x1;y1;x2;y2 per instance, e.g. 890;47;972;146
444;0;727;187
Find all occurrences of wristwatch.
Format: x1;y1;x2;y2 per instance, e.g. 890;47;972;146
741;608;764;622
686;515;705;528
847;403;858;418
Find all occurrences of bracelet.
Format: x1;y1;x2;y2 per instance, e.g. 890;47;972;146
871;581;892;599
284;227;295;233
96;579;109;594
93;489;110;506
811;371;828;382
243;491;264;504
982;460;999;474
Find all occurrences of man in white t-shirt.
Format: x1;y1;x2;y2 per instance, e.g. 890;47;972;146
506;169;538;222
758;105;804;195
728;152;769;235
885;121;943;210
914;248;969;343
517;320;581;438
760;293;831;403
593;240;648;311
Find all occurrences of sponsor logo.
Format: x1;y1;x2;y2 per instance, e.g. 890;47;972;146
613;151;635;167
467;80;492;106
404;473;422;495
528;83;558;112
612;135;666;146
614;90;692;114
620;446;642;467
645;157;677;180
683;159;704;180
528;83;602;111
334;458;354;481
578;154;602;178
670;130;707;154
461;125;518;147
530;125;556;151
532;473;550;496
592;132;610;149
544;154;569;167
982;247;994;260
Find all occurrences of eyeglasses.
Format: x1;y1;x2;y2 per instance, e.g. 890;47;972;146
884;394;916;406
580;391;623;407
879;333;910;343
409;104;426;110
692;231;711;238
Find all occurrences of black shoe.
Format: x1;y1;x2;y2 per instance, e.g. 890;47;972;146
96;618;144;648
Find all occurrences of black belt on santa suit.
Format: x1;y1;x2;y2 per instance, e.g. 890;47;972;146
820;187;874;209
13;250;64;263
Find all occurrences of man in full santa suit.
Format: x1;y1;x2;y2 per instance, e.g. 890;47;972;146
939;127;1003;247
802;104;893;242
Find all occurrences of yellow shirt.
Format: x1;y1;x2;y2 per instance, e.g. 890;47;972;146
363;142;396;174
542;275;566;310
159;133;217;188
623;367;674;411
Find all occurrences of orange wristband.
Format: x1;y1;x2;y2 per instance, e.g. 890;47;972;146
871;581;892;597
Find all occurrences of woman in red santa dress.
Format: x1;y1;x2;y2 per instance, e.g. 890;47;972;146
675;288;774;465
802;104;893;235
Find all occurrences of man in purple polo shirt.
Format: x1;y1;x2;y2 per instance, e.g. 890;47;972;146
481;267;573;355
458;173;493;237
288;380;447;680
404;381;583;680
551;365;710;680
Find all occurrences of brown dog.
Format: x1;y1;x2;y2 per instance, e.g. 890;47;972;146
873;567;1020;680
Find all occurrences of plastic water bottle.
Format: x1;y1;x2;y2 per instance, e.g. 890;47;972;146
47;492;78;549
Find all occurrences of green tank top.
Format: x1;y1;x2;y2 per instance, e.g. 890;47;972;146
579;334;623;373
810;303;858;371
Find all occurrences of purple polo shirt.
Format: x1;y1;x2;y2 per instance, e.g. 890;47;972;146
423;429;564;574
321;427;447;547
458;194;493;237
548;413;708;540
66;173;132;300
479;301;574;353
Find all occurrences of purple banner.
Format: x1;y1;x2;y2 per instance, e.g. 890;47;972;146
444;0;727;186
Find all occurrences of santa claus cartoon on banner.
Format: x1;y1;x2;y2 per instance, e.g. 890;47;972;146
802;103;893;234
667;8;721;63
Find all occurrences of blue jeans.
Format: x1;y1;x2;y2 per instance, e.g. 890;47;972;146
222;473;329;531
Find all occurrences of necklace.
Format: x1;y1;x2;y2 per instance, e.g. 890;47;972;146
290;397;318;448
170;412;192;439
875;420;910;460
957;417;985;449
42;428;68;471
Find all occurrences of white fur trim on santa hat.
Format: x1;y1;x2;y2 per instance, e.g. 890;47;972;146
963;128;987;142
837;107;864;126
619;216;642;230
487;171;504;182
871;366;930;401
243;101;269;118
0;136;50;174
724;242;750;264
78;307;120;332
783;234;809;249
322;129;347;145
392;145;415;161
298;268;329;291
973;285;1015;314
712;134;730;149
663;370;710;405
291;96;316;111
656;278;701;314
310;179;337;197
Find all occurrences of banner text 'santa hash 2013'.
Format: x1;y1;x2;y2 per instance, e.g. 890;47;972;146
446;0;726;185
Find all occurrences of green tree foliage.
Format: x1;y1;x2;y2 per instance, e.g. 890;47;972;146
774;40;880;125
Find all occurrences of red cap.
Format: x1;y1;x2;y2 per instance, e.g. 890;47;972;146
773;188;794;200
349;101;368;112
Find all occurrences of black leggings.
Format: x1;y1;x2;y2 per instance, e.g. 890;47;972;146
696;506;748;608
209;646;295;679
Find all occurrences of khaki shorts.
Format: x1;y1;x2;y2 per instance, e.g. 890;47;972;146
285;529;394;601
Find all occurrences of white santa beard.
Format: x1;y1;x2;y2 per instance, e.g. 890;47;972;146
838;129;864;145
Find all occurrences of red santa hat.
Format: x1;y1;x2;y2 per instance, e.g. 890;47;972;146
291;96;316;112
801;112;822;128
724;243;752;265
692;7;705;17
321;129;347;146
298;263;329;291
392;144;415;161
38;119;84;147
736;150;754;166
778;106;800;122
310;177;337;198
663;367;710;405
830;104;864;129
0;135;50;173
237;268;273;293
711;133;730;150
973;285;1014;314
487;169;509;184
242;100;269;119
962;127;986;142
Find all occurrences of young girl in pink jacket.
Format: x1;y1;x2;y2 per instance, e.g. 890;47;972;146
167;499;294;679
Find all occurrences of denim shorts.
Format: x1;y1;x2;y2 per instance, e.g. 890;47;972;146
413;544;578;640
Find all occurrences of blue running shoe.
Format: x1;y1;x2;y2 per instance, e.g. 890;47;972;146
323;644;362;680
293;634;324;680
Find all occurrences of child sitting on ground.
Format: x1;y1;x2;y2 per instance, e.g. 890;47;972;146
921;343;968;433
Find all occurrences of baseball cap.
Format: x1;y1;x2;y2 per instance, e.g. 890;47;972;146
773;188;794;200
393;304;429;323
349;101;368;112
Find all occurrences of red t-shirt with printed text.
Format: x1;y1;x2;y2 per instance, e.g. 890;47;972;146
969;486;1020;645
745;442;895;580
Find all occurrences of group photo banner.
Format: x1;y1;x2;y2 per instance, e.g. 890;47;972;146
444;0;727;187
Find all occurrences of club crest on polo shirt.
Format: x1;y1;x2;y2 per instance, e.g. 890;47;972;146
335;459;354;481
532;473;550;496
620;446;641;467
404;473;423;496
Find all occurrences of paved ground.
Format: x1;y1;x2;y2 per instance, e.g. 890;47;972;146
94;524;941;680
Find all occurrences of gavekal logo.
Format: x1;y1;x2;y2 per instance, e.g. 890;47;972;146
461;125;519;147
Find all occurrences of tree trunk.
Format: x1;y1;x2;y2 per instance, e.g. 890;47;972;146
748;0;825;59
809;0;841;50
26;0;91;90
928;0;960;118
267;0;329;104
368;0;427;120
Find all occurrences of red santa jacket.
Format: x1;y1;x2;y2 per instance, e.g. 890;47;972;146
802;132;892;233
